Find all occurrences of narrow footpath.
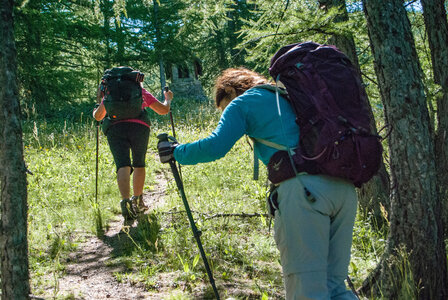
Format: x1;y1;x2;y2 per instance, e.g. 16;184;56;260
42;171;171;300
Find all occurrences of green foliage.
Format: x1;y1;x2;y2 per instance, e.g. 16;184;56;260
238;0;355;72
14;0;190;116
175;0;258;91
350;213;387;286
12;0;382;119
15;0;102;115
362;246;420;300
24;118;115;244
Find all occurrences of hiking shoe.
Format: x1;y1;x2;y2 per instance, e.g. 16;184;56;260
131;195;149;213
120;198;137;220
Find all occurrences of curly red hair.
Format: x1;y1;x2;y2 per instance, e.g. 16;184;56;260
214;68;270;108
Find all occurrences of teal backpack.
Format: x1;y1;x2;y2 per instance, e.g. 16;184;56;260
100;66;150;133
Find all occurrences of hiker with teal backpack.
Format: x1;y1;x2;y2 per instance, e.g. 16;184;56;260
93;66;173;223
158;43;382;299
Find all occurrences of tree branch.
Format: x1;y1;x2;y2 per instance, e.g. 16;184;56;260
162;209;268;220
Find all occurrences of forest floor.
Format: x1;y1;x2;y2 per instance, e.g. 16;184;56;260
39;171;192;300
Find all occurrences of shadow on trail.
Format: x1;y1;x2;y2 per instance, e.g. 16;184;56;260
101;213;162;258
97;213;223;299
64;239;117;277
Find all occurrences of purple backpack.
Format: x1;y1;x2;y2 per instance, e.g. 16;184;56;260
268;41;382;187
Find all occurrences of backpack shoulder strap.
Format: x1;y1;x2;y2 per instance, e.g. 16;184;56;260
245;136;260;181
253;84;288;97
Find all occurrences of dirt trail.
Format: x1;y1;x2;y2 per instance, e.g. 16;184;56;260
43;171;172;300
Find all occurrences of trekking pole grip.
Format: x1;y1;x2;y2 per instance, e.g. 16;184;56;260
157;133;169;142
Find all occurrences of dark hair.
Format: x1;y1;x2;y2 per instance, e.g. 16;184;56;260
214;68;270;108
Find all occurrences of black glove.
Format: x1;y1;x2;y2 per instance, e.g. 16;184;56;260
157;135;178;163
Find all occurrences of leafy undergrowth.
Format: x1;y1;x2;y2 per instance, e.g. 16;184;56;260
24;98;386;299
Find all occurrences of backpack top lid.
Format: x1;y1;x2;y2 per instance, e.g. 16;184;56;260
101;66;145;120
102;66;145;83
269;41;347;82
269;41;371;130
270;42;320;76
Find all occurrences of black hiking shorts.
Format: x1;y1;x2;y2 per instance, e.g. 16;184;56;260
106;122;150;172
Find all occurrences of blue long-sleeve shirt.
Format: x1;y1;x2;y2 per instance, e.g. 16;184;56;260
173;87;299;165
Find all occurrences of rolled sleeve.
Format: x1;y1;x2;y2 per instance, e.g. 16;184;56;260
142;88;158;107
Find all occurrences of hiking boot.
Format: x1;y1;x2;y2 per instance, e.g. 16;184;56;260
120;198;137;221
131;195;149;213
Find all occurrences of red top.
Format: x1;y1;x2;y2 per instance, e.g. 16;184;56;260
102;88;158;128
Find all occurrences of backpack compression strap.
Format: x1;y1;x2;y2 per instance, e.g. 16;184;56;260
251;137;288;151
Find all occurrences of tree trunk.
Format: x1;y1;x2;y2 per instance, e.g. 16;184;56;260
360;0;447;298
227;5;238;65
101;0;112;69
0;0;31;299
211;18;228;70
420;0;448;236
227;1;247;66
153;0;166;97
115;17;125;66
319;0;390;225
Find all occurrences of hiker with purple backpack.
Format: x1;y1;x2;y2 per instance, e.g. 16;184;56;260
158;43;381;299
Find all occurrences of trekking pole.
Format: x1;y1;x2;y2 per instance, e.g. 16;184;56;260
94;120;104;234
164;86;182;180
169;110;176;138
164;86;177;138
346;276;360;300
95;120;99;205
157;134;220;299
94;88;102;208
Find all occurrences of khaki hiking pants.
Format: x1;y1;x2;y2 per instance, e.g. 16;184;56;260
274;174;358;300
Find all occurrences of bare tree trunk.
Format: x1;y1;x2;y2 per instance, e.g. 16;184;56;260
115;17;125;66
420;0;448;236
360;0;447;298
319;0;390;225
0;0;31;299
153;0;166;97
100;0;112;69
227;1;247;66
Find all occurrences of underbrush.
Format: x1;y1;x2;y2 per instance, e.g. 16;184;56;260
24;98;387;299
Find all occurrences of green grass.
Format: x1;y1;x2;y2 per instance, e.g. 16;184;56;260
24;98;390;299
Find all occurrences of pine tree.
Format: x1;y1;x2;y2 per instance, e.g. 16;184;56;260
361;0;447;297
0;0;31;298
